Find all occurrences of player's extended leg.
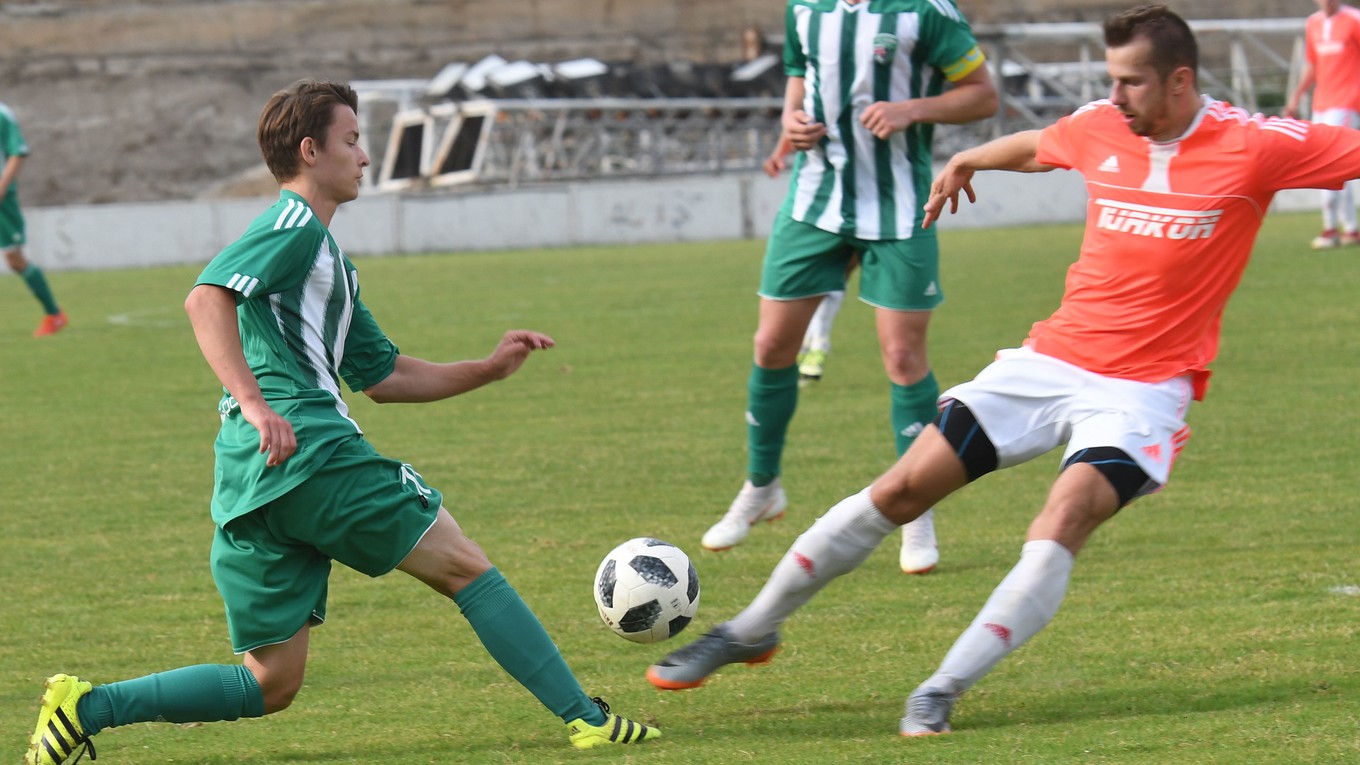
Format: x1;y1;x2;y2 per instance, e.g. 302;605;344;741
25;641;284;765
875;306;943;574
4;248;66;336
901;458;1130;736
1342;110;1360;245
1315;108;1360;248
398;507;657;748
1340;179;1360;245
649;427;969;690
797;289;845;384
1316;188;1344;249
703;295;823;552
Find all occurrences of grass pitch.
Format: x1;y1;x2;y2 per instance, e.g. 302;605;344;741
1;211;1356;764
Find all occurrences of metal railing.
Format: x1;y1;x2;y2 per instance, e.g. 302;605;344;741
357;18;1308;192
977;17;1306;139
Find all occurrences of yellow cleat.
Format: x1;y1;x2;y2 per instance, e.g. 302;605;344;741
565;697;660;749
798;348;827;383
25;674;96;765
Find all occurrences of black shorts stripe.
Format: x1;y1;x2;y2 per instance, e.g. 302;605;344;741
935;398;998;482
1062;446;1156;507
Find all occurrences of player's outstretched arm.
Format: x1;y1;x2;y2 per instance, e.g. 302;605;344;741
922;130;1052;229
1284;61;1316;119
185;284;297;466
364;330;556;404
0;155;23;202
763;132;795;177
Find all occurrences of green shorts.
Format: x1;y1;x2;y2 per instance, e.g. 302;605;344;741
0;194;25;252
760;209;942;311
210;435;442;653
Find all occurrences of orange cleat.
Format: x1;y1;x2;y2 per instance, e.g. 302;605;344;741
33;311;68;337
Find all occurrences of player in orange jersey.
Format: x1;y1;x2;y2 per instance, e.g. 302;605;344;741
1285;0;1360;248
648;4;1360;737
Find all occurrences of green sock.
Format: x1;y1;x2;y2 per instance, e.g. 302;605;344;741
747;363;800;483
21;263;60;315
76;664;265;735
454;567;601;725
891;372;940;457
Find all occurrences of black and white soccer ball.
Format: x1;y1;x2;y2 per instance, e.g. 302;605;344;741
593;538;700;643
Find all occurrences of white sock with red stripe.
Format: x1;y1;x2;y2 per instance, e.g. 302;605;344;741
922;539;1074;695
727;487;896;643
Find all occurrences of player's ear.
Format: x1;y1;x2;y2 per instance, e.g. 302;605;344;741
1169;66;1193;97
299;136;317;165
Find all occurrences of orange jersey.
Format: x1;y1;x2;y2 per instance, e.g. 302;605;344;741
1031;98;1360;399
1307;6;1360;112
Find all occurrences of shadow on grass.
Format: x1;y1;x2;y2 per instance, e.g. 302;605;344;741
960;676;1318;732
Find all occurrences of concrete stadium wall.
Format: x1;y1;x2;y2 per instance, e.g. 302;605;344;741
18;171;1317;273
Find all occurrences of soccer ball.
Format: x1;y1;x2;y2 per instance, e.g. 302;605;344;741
593;538;700;643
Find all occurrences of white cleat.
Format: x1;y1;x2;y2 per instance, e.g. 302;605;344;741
702;479;787;551
1311;230;1341;250
900;509;939;574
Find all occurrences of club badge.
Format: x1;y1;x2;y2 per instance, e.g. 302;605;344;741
873;33;898;65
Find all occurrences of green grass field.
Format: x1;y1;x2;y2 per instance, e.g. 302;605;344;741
1;210;1357;764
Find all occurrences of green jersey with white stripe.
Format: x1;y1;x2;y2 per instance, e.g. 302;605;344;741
0;101;30;247
783;0;985;240
196;190;399;524
0;101;28;197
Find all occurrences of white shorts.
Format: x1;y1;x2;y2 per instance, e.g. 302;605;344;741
1316;107;1360;129
942;347;1193;487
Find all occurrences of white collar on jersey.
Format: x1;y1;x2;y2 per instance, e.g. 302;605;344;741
1149;94;1213;146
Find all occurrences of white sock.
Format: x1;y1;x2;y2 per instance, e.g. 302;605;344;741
727;487;896;643
803;290;846;353
1322;188;1341;232
921;539;1074;695
1341;182;1358;233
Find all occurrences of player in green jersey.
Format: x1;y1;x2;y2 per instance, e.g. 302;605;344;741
764;132;857;387
0;100;67;337
703;0;998;577
23;80;656;765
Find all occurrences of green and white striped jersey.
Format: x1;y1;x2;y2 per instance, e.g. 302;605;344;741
783;0;985;240
0;101;29;198
196;190;398;524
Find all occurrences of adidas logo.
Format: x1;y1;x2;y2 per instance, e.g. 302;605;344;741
900;422;925;438
1098;154;1120;173
923;281;938;297
746;411;761;427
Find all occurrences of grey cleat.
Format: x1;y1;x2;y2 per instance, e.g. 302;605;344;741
646;623;779;690
900;686;959;736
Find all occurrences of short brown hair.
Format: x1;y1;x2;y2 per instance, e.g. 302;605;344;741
1103;4;1198;82
257;79;359;183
